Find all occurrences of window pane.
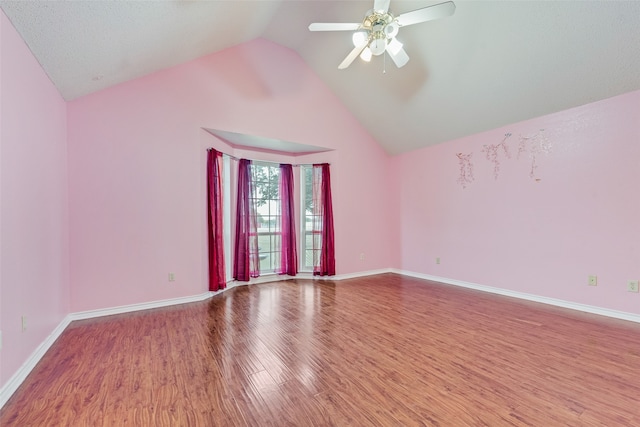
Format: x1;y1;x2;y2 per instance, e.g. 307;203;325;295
259;253;271;271
305;250;314;268
272;250;281;273
267;215;278;231
253;165;270;182
304;167;313;215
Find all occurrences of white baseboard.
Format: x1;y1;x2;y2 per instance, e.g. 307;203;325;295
0;315;73;409
392;269;640;324
70;292;213;321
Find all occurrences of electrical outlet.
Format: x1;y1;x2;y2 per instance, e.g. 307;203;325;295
168;273;175;282
588;275;597;286
21;315;27;332
436;257;441;265
359;253;365;261
628;280;639;293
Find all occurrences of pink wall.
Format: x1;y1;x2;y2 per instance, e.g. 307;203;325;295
0;12;69;388
392;90;640;314
67;39;396;312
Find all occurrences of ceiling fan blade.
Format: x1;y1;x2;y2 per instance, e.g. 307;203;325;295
373;0;391;13
309;23;360;31
338;42;368;69
387;45;410;68
396;1;456;27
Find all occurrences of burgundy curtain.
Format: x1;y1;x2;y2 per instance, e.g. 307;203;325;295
207;149;226;291
277;164;298;276
313;163;335;276
234;159;260;281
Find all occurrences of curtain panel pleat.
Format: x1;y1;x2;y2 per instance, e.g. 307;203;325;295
313;163;335;276
234;159;260;281
277;164;298;276
207;149;226;291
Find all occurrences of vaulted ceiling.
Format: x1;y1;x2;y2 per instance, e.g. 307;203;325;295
2;1;639;155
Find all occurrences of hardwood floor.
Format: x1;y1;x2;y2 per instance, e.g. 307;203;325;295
2;273;640;426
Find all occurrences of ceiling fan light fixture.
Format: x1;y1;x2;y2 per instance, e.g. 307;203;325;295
385;21;399;38
360;47;373;62
388;37;403;55
352;31;368;47
370;38;387;56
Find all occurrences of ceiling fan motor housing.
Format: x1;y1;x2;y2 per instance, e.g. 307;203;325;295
362;11;397;55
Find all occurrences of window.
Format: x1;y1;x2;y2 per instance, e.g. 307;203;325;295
300;164;335;276
251;163;281;273
215;155;331;279
300;165;317;271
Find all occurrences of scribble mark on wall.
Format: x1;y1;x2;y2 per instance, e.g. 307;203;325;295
457;152;474;189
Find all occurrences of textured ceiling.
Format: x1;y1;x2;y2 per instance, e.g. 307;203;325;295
1;1;639;155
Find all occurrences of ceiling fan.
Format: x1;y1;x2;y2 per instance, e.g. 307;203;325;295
309;0;455;70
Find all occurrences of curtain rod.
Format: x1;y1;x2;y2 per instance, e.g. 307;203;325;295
206;147;330;167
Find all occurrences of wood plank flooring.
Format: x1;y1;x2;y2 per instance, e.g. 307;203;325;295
2;273;640;425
